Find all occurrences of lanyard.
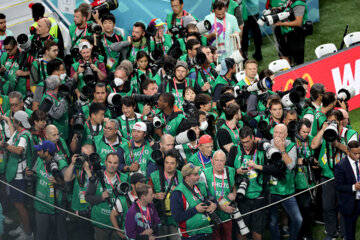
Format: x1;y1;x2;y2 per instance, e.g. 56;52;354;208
203;68;215;82
173;78;187;104
164;171;178;186
214;14;226;40
226;121;240;144
104;171;121;190
103;34;120;58
108;141;116;152
0;104;4;114
296;140;307;158
14;129;26;143
5;56;17;73
130;142;145;163
132;44;145;57
193;185;204;201
43;161;50;178
198;152;211;169
212;169;225;199
222;76;232;85
188;143;197;154
137;202;151;228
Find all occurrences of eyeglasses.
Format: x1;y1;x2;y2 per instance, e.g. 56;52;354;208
10;103;19;107
104;126;115;131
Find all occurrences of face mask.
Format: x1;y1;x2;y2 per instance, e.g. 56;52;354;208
114;78;124;87
200;121;208;131
60;73;67;81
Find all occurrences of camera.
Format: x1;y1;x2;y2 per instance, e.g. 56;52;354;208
257;120;272;141
132;93;160;106
192;52;207;65
89;152;102;172
183;100;197;117
196;20;212;34
78;86;93;105
48;159;63;182
175;129;197;145
151;149;163;166
247;77;273;93
75;153;89;165
153;114;162;128
204;196;222;226
73;112;86;134
107;92;122;107
114;182;130;196
323;120;338;142
236;177;249;200
257;9;291;27
88;23;102;35
92;0;119;17
17;34;43;55
338;85;355;102
24;92;33;109
150;48;164;62
59;77;76;97
229;202;250;235
169;25;185;38
279;86;305;108
258;140;282;162
38;98;53;113
83;61;95;84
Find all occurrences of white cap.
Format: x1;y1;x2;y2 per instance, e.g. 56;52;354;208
14;110;31;129
133;122;147;132
79;42;91;51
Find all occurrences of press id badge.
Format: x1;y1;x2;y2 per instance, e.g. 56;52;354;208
80;191;87;204
248;170;257;179
49;184;54;198
270;176;278;185
0;150;3;163
106;58;115;68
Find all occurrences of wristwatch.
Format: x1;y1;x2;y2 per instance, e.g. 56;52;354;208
280;151;286;155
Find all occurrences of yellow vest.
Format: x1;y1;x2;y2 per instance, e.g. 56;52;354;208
30;17;59;39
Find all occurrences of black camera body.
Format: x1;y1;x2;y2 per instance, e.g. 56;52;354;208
75;153;89;166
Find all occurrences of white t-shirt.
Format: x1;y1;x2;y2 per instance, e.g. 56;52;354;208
7;130;27;180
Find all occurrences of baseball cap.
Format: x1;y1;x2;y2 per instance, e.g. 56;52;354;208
79;42;91;51
182;15;197;28
149;18;167;27
13;111;31;129
133;122;147;132
181;163;201;177
34;140;56;154
220;58;236;75
130;173;148;184
175;60;188;70
197;135;213;147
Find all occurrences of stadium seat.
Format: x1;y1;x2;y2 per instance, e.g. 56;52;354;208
315;43;337;58
268;59;291;73
344;32;360;47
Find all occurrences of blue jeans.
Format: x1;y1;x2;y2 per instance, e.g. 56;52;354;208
269;194;303;240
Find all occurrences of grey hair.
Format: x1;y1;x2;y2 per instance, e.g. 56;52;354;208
8;91;23;102
108;119;119;130
213;150;226;160
45;75;61;91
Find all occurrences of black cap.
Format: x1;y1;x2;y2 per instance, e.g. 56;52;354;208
130;173;147;184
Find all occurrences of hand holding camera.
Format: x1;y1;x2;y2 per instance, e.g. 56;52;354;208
129;162;140;172
195;202;208;213
102;191;110;200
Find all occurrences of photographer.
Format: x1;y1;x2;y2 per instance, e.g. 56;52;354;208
230;126;267;240
117;96;143;140
159;61;201;110
217;103;243;154
255;99;284;138
1;110;33;239
268;124;302;240
70;102;105;154
166;0;196;37
94;119;124;164
64;144;94;240
31;42;61;111
128;22;155;62
188;46;217;95
70;42;106;92
69;5;93;47
82;82;112;119
175;119;200;163
137;79;159;114
311;110;352;239
294;119;315;239
150;18;173;55
100;13;124;71
0;36;31;95
109;65;134;97
85;153;129;240
120;122;153;177
188;135;214;169
27;140;68;240
156;93;186;137
170;163;217;239
273;0;308;66
236;60;258;88
213;58;237;101
302;83;325;127
125;183;161;240
39;75;69;140
29;3;61;40
45;125;70;164
200;150;236;240
310;92;336;137
179;39;201;73
149;149;183;240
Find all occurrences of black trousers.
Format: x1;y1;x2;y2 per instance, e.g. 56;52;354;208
241;14;263;56
284;27;305;65
342;200;360;240
295;190;313;237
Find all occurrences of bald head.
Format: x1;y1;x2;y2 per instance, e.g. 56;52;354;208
36;18;51;36
45;124;59;143
213;150;226;160
273;123;288;140
160;134;175;153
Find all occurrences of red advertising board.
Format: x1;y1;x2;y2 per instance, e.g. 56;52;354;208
273;45;360;111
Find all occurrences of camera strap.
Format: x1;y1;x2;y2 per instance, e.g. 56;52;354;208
125;115;138;140
325;141;338;171
75;168;87;187
183;181;205;202
56;140;70;163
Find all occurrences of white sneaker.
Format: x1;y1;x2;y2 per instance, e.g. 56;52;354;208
8;226;24;236
4;216;14;224
15;232;34;240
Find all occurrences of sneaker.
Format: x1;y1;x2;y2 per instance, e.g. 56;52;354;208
315;219;325;225
15;232;34;240
9;226;24;236
4;216;14;224
281;226;290;237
